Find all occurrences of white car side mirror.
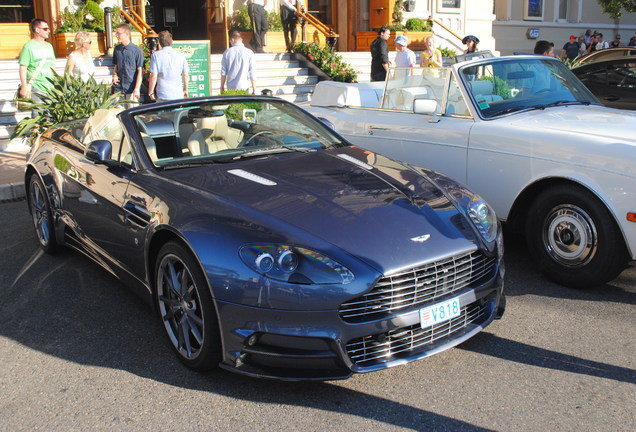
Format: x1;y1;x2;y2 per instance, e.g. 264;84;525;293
413;98;438;115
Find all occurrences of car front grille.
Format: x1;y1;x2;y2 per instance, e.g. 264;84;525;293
339;251;496;323
346;301;489;367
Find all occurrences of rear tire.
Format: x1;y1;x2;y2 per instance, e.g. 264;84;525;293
526;185;628;288
154;241;222;371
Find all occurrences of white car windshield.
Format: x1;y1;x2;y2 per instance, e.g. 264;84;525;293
460;58;600;119
381;67;450;111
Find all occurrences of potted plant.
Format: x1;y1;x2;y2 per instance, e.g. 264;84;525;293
54;0;124;57
12;70;120;144
291;42;357;83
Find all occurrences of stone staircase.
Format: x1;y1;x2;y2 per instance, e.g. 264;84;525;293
0;52;320;146
0;50;422;148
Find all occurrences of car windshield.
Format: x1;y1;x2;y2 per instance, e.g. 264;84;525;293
381;67;450;111
459;58;600;119
131;98;347;168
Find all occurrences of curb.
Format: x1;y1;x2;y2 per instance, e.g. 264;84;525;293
0;182;26;203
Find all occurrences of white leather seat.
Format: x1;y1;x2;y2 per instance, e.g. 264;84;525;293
187;116;231;156
140;132;158;161
470;80;503;102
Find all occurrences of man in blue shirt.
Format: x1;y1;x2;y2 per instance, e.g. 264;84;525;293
112;24;144;105
148;31;189;101
220;31;256;94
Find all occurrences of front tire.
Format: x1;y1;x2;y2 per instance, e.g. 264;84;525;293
526;185;628;288
28;173;58;254
154;241;221;371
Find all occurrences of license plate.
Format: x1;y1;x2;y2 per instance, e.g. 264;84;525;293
420;297;461;328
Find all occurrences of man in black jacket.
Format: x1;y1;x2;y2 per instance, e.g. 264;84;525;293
370;26;391;82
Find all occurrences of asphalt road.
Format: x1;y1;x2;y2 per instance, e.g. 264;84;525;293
1;199;634;432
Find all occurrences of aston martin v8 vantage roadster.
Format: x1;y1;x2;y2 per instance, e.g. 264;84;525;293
25;96;505;380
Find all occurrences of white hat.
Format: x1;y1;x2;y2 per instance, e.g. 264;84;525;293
394;35;408;46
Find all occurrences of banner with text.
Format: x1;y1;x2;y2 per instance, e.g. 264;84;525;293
173;40;211;97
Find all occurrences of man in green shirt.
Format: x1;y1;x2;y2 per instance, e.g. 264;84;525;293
18;18;56;101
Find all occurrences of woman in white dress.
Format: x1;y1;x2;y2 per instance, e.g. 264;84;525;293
64;31;95;81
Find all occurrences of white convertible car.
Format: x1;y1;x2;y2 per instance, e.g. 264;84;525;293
304;55;636;288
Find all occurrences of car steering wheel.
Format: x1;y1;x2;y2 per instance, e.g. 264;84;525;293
240;130;276;147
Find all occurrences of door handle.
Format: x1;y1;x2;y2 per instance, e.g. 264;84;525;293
368;125;391;130
604;95;619;102
123;201;151;227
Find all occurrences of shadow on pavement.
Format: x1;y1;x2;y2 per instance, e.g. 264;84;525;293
0;200;494;431
459;332;636;386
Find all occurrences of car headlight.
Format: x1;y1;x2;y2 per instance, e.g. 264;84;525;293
466;195;498;243
239;244;355;285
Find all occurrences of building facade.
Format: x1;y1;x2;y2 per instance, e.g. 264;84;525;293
0;0;635;59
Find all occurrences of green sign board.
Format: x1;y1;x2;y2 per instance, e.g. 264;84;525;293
173;40;211;97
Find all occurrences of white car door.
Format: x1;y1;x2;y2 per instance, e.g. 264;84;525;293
361;111;473;184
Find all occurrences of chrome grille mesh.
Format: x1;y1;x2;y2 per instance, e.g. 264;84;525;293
339;251;496;322
346;302;488;367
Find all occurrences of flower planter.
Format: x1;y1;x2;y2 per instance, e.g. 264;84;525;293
54;32;106;57
355;31;432;51
53;31;144;58
0;23;30;60
233;26;328;53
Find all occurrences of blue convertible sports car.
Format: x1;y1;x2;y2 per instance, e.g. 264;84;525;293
25;96;505;380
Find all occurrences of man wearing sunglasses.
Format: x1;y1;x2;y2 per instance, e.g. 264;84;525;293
18;18;56;101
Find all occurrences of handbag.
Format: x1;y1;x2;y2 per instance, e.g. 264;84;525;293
15;84;32;111
15;60;45;111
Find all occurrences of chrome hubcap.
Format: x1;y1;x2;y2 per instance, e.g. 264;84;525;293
543;205;597;267
157;254;204;359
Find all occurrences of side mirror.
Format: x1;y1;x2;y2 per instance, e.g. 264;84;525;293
413;98;438;115
85;140;112;163
319;117;336;131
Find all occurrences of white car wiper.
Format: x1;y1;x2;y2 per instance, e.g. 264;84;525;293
491;105;537;116
492;100;591;117
538;100;592;109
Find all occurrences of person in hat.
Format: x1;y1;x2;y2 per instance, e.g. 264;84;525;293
462;35;479;54
421;35;443;67
560;35;581;61
394;35;416;68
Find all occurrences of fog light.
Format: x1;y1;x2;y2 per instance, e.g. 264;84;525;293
255;253;274;272
247;334;258;346
236;353;248;367
278;250;298;273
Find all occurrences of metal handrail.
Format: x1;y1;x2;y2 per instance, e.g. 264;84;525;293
121;0;158;40
296;8;339;39
427;16;462;43
295;6;339;51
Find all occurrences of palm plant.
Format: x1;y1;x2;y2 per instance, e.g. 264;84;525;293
12;70;121;143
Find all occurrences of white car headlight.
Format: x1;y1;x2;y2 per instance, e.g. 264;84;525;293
239;244;355;285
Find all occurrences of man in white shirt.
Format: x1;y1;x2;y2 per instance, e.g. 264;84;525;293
248;0;268;53
148;31;189;102
394;35;416;67
221;31;256;94
596;33;609;50
280;0;298;52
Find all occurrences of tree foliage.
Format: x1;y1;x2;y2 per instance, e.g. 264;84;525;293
597;0;636;19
